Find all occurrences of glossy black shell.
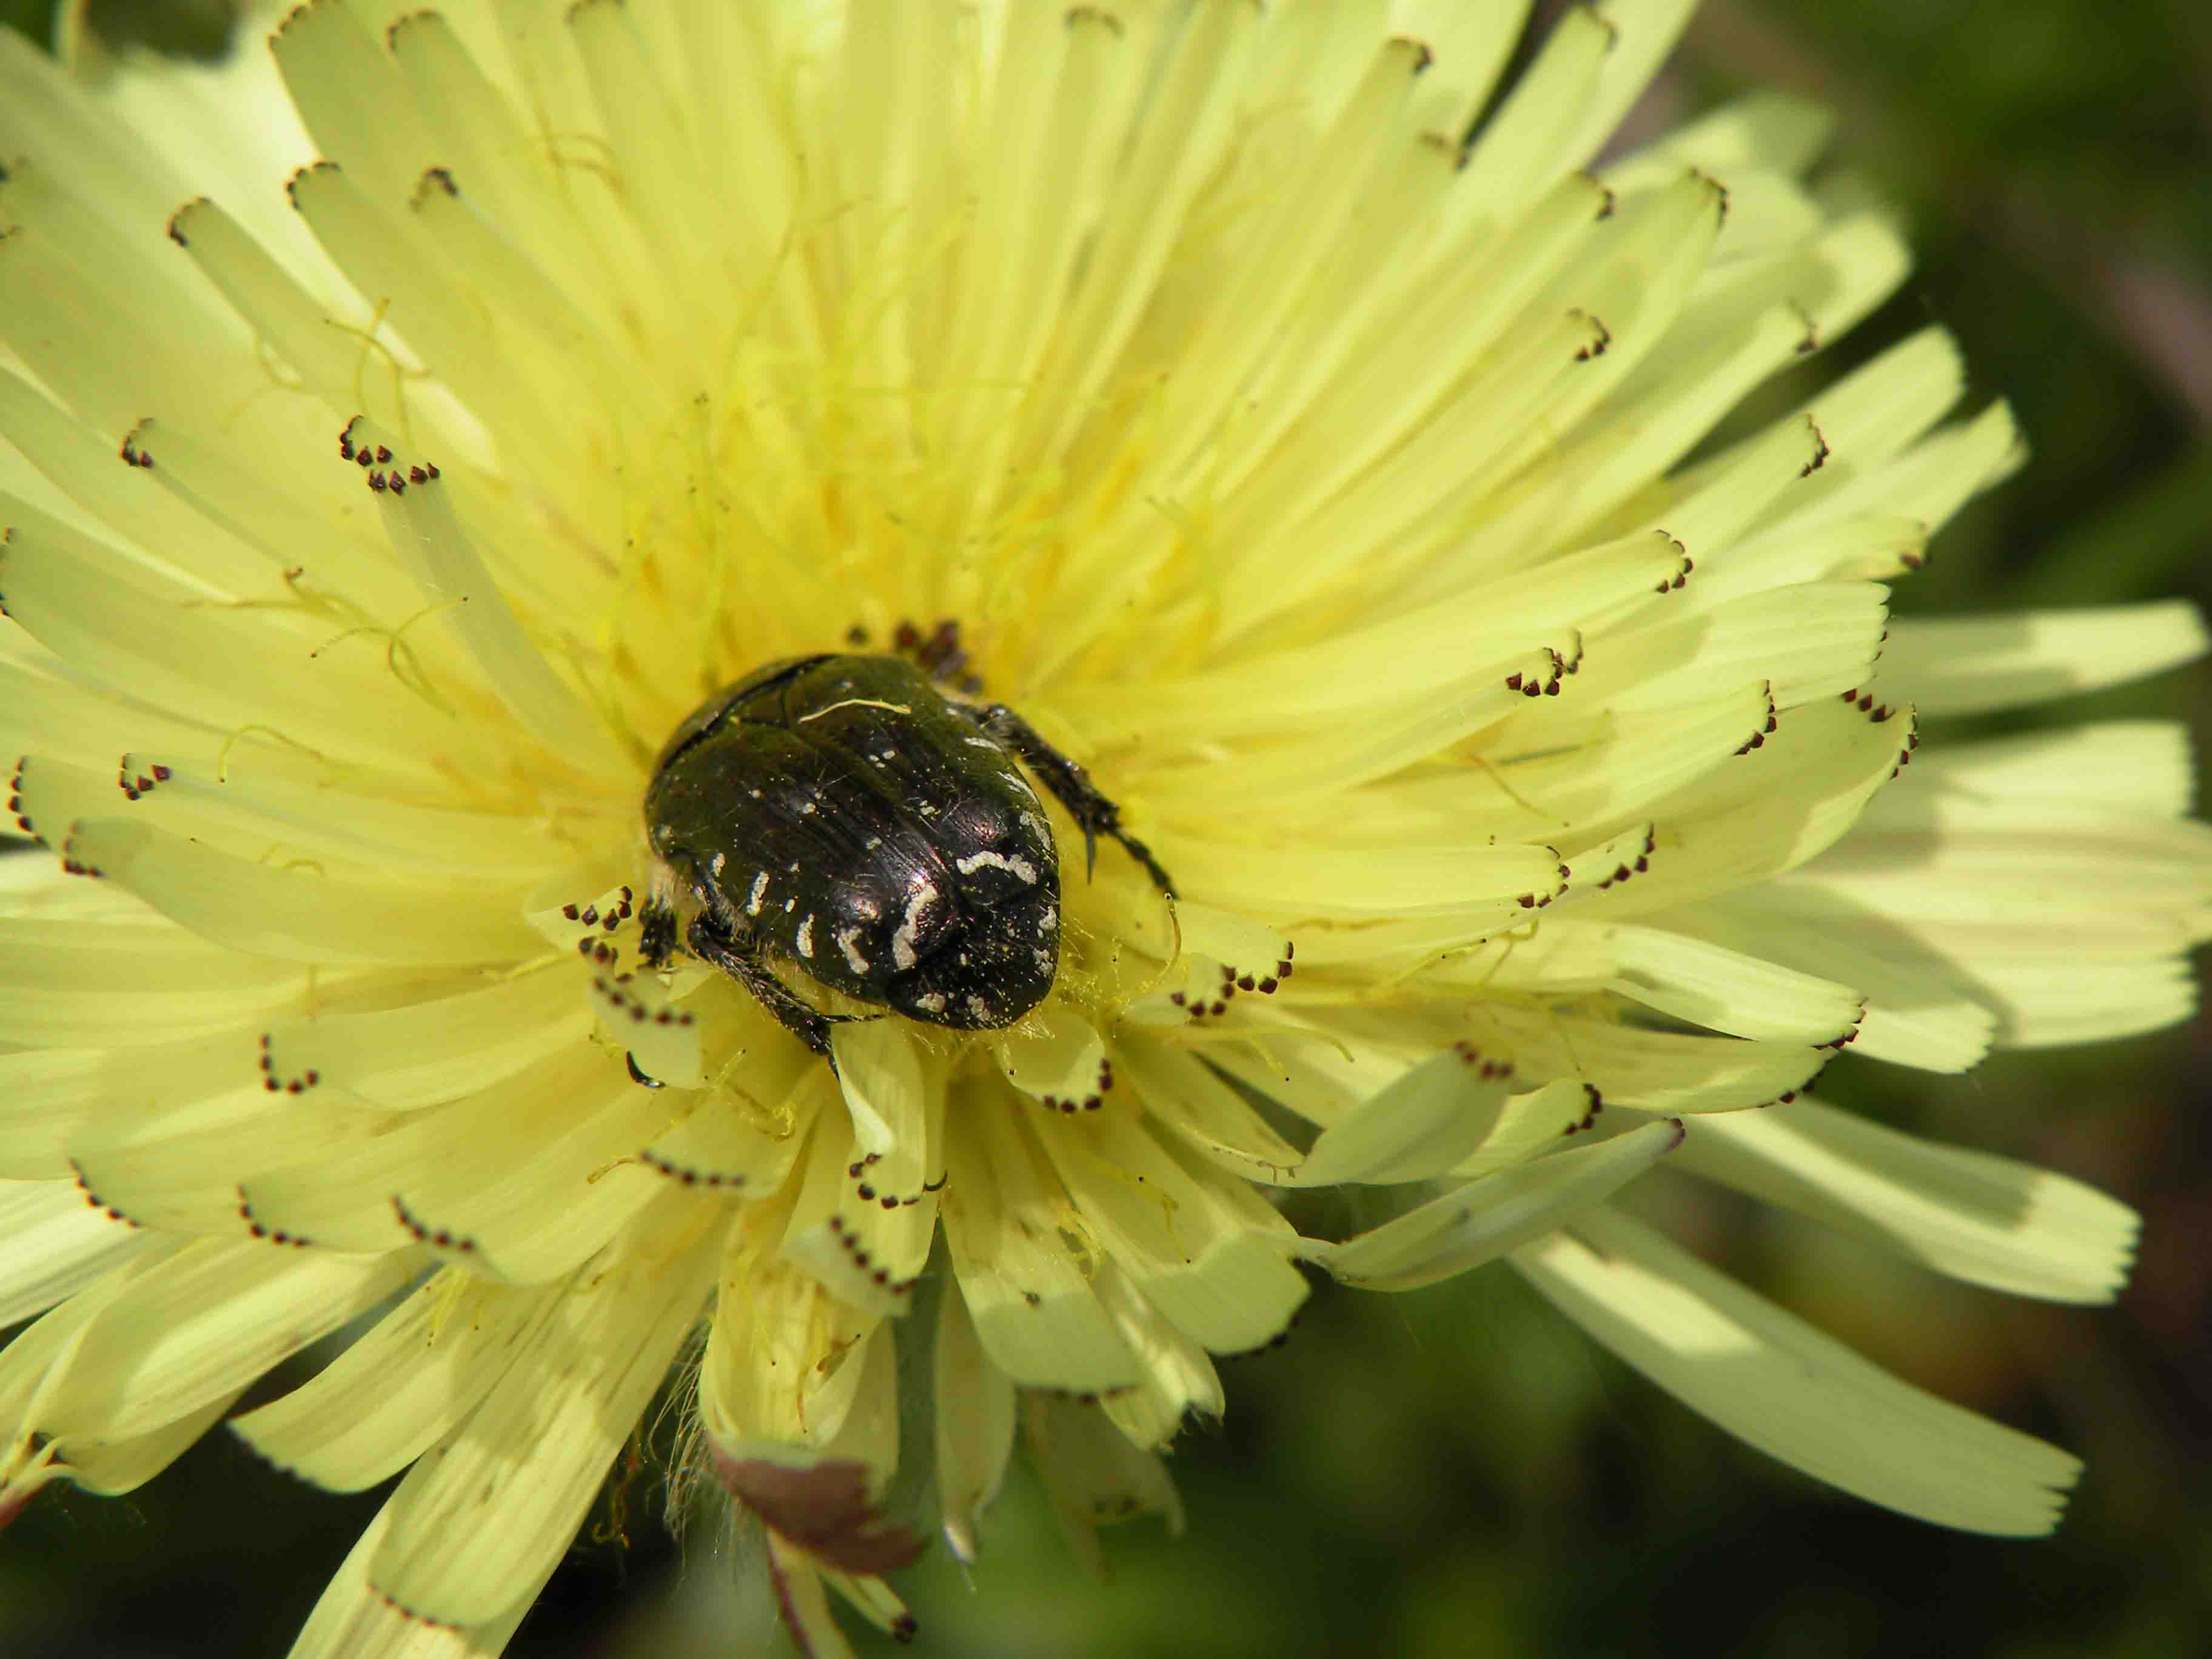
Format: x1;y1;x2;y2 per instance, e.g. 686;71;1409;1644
645;655;1062;1028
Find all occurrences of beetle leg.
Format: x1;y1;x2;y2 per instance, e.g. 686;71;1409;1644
637;895;680;969
685;911;864;1062
962;703;1176;899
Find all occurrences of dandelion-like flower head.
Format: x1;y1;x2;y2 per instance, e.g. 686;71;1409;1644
1;3;2207;1653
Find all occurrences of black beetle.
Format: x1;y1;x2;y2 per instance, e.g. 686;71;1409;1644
639;653;1173;1058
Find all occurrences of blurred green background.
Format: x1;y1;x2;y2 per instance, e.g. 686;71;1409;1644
2;1;2207;1655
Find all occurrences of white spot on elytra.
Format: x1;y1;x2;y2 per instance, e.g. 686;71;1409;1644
799;797;817;816
956;848;1037;884
865;836;883;851
796;914;814;958
836;927;871;974
745;871;769;916
711;851;726;879
914;991;947;1014
891;879;938;972
783;897;796;913
1039;903;1058;931
1033;947;1054;973
965;994;992;1022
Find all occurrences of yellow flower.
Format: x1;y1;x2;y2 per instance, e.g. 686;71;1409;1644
2;2;2206;1654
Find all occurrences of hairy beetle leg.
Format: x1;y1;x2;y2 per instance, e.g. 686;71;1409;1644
685;910;867;1062
961;702;1176;899
637;894;680;969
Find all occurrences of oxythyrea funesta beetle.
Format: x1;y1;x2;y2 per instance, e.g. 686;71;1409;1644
639;652;1173;1059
